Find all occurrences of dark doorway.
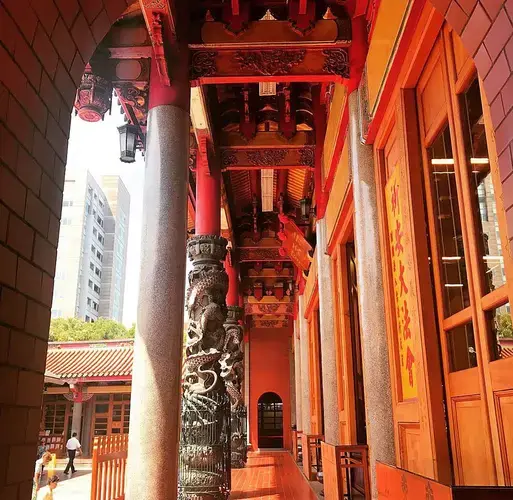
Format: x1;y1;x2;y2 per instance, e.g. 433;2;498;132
258;392;284;449
347;242;368;493
347;242;367;445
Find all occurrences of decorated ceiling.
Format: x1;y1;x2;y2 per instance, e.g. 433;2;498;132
74;0;360;329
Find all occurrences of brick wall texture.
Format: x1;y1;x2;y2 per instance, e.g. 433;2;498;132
0;0;134;497
0;0;512;497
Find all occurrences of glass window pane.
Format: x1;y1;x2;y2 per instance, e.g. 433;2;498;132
447;322;478;372
460;78;505;293
487;302;512;361
95;404;109;414
428;125;471;316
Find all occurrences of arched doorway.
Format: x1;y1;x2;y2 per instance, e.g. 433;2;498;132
258;392;284;449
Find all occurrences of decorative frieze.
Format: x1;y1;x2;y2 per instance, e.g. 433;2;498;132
234;50;306;76
239;247;290;262
244;302;295;316
221;147;315;169
190;50;218;79
189;46;351;81
321;48;350;78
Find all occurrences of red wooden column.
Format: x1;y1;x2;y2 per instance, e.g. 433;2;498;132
195;140;222;235
225;251;239;307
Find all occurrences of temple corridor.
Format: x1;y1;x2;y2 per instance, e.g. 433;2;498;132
3;0;513;499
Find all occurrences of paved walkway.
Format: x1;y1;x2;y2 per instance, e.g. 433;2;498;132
45;459;92;500
45;452;318;499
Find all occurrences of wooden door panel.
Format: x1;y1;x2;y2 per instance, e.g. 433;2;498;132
453;396;495;485
489;358;513;392
495;391;513;484
449;367;480;397
398;423;422;475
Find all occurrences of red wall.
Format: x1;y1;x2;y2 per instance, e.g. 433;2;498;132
249;326;292;451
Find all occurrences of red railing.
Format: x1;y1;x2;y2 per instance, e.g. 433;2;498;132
90;435;128;500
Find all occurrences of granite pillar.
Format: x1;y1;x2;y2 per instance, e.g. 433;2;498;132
298;294;311;434
293;326;303;432
348;90;396;499
289;339;296;428
244;338;250;446
71;402;83;438
126;55;190;500
81;400;93;456
316;218;339;445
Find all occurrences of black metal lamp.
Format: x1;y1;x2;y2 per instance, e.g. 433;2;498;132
117;124;138;163
299;197;311;220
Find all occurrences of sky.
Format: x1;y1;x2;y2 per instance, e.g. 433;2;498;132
67;108;145;328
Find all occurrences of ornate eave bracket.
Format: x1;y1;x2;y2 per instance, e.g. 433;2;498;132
139;0;177;86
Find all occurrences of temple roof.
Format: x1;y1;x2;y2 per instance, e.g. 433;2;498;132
45;340;134;382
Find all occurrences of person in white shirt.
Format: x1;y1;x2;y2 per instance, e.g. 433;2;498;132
36;474;59;500
33;452;52;499
63;432;82;475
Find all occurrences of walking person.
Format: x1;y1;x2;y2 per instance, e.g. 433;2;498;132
63;432;82;475
36;475;59;500
33;451;53;500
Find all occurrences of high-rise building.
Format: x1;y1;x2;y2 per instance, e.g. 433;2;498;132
51;170;130;323
98;176;130;322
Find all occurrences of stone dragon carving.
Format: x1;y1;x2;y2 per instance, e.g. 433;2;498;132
179;235;231;499
220;306;247;469
220;306;244;409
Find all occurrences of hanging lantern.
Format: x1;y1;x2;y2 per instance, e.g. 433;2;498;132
74;64;112;122
299;197;311;220
118;124;138;163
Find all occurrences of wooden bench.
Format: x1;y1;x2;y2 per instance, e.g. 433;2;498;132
292;430;303;462
302;434;324;481
322;442;370;499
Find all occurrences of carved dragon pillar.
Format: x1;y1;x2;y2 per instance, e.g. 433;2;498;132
180;235;230;499
221;305;246;468
179;141;230;498
222;253;247;469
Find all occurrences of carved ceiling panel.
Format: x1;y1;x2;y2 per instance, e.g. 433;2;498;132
221;147;315;169
189;47;350;82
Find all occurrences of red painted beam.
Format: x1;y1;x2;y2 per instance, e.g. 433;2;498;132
223;165;313;171
312;85;328;219
107;46;153;59
192;75;342;86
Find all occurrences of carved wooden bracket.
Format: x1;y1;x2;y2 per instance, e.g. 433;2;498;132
139;0;177;86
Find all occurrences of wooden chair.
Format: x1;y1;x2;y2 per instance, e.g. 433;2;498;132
302;434;324;481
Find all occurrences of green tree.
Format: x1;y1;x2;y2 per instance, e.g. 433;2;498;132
127;322;136;338
49;318;90;342
49;318;135;341
497;313;513;339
